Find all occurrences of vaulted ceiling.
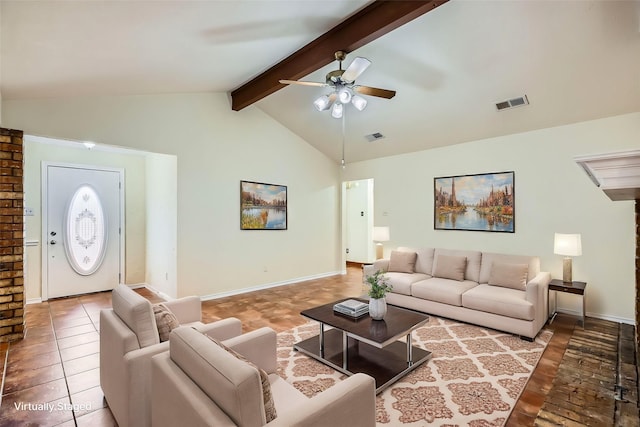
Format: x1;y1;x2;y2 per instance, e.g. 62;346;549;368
2;1;639;163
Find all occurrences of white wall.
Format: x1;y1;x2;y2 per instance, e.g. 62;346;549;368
5;93;342;298
343;112;639;323
23;137;147;301
145;152;177;298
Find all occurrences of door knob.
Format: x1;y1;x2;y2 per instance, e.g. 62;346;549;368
50;240;56;245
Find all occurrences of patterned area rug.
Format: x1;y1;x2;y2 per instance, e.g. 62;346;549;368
276;316;552;426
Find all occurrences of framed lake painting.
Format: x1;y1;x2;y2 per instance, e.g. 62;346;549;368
240;180;287;230
434;171;514;233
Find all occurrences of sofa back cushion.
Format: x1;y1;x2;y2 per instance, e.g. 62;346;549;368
479;252;540;284
488;262;529;290
388;250;417;273
112;284;159;348
433;249;482;282
169;327;264;427
397;247;435;275
432;255;467;281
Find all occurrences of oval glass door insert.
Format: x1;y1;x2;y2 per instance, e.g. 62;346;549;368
64;185;108;275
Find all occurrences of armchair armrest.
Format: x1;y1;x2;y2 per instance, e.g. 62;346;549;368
267;373;376;427
164;296;202;324
195;317;243;341
222;327;277;374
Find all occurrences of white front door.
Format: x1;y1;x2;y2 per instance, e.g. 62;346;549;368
44;164;123;299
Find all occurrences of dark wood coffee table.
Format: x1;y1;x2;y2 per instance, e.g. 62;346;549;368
294;299;431;394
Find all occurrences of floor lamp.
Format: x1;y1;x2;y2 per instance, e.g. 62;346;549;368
373;227;390;260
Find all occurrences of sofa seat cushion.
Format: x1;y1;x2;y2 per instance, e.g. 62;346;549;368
411;278;478;306
384;272;430;296
462;284;534;321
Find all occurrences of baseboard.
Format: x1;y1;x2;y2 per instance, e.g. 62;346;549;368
26;298;42;305
555;308;634;325
201;271;343;301
143;284;175;301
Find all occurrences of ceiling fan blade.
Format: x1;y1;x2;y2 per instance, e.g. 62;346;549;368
279;79;326;87
354;85;396;99
341;57;371;83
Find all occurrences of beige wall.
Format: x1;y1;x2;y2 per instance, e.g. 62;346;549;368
5;93;342;298
343;112;639;323
23;138;147;301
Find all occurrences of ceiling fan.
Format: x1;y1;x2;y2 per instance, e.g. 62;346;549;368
279;51;396;119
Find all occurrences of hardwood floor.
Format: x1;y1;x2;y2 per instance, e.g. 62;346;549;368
0;265;627;426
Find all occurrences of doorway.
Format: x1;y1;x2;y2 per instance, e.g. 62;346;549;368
42;163;124;299
344;178;374;263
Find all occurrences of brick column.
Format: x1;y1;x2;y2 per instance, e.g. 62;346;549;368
0;127;24;343
636;200;639;356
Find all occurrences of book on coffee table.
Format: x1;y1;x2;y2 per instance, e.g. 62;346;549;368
333;299;369;318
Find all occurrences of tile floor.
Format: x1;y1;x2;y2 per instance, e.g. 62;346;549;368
0;265;583;426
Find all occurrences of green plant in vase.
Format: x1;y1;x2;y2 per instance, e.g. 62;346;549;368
366;270;392;320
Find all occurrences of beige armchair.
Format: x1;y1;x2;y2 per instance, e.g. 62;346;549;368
100;284;242;427
151;326;377;427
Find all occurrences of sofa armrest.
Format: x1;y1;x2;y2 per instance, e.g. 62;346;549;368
525;272;551;304
164;296;202;324
195;317;243;341
526;271;552;330
222;327;277;374
267;373;376;427
372;259;389;273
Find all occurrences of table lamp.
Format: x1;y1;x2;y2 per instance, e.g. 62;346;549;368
373;226;390;260
553;233;582;283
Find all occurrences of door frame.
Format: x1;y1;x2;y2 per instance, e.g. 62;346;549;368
41;161;126;301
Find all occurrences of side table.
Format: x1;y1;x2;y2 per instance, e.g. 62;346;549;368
548;279;586;328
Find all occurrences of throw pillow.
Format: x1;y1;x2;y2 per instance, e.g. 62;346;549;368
489;262;529;290
432;255;467;281
153;303;180;342
205;334;277;423
388;250;417;273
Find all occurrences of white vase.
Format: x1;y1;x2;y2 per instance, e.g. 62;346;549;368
369;297;387;320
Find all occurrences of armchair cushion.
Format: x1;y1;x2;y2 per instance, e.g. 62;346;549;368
208;334;277;422
153;303;180;342
111;284;159;348
169;326;265;426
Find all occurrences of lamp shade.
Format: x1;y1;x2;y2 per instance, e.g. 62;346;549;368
373;226;390;242
554;233;582;256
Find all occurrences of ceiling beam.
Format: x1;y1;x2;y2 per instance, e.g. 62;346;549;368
230;0;448;111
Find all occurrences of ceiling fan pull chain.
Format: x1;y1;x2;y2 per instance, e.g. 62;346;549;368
341;107;346;168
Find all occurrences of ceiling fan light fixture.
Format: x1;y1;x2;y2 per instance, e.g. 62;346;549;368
331;102;343;119
313;94;331;111
337;87;352;104
351;95;367;111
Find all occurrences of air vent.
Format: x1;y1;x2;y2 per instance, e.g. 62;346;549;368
365;132;385;142
496;95;529;111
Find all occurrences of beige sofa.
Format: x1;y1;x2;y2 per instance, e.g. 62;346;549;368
152;326;377;427
364;247;551;339
100;284;243;427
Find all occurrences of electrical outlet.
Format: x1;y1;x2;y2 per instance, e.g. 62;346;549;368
24;207;34;216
